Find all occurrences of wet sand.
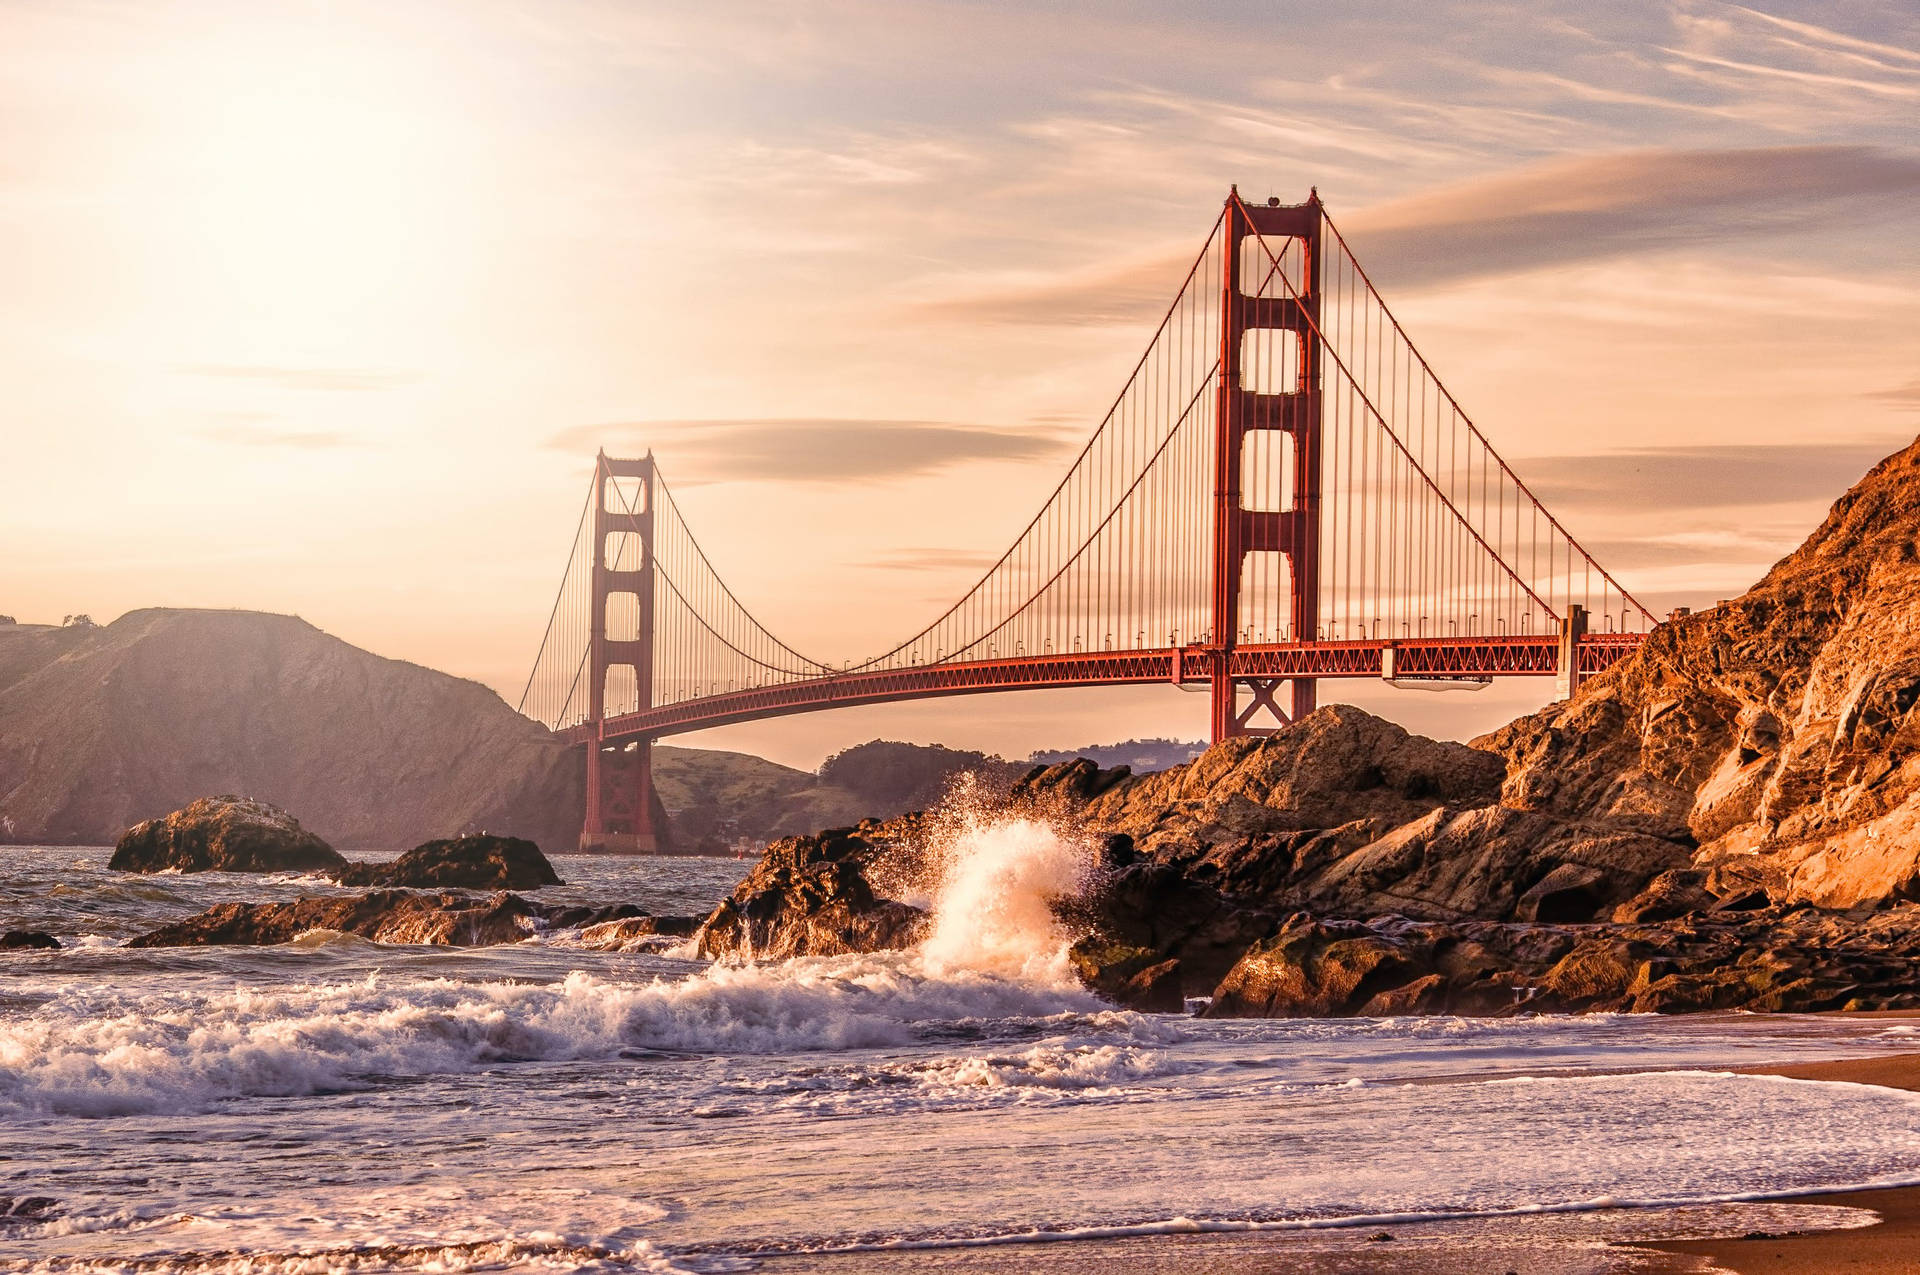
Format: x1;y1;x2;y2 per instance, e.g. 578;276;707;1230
1646;1050;1920;1275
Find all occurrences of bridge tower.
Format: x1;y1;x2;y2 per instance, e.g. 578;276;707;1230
1210;188;1323;740
582;450;670;853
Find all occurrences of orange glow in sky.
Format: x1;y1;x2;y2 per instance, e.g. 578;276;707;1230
3;1;1917;766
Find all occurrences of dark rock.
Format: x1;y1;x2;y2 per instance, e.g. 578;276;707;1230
692;821;929;960
334;835;562;890
0;931;58;951
1611;869;1715;923
0;1196;59;1228
110;796;347;875
576;914;699;950
125;890;664;948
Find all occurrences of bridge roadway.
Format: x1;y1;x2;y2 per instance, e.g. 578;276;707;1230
561;632;1645;744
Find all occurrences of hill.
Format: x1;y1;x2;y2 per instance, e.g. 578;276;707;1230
0;610;580;850
0;610;1041;851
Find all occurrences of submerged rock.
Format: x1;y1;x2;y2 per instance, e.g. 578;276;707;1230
109;796;347;875
334;834;562;890
127;891;655;948
0;931;59;951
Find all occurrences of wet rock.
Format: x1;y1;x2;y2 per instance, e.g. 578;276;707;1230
110;795;347;875
125;891;667;948
1194;904;1920;1018
0;1196;59;1228
334;834;562;890
1067;939;1185;1012
0;931;58;951
692;821;929;960
577;914;700;950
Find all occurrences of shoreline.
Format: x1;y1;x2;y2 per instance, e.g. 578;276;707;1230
1640;1049;1920;1274
752;1044;1920;1275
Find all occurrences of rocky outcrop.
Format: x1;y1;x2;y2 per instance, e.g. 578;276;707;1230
1017;706;1690;925
109;796;348;875
126;891;654;948
1;931;58;951
1482;437;1920;910
334;835;562;889
1202;906;1920;1017
692;819;930;960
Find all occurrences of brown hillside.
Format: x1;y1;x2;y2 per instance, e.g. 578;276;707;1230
0;609;579;849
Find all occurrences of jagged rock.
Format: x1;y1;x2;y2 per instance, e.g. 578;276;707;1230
334;835;562;889
692;820;930;960
1196;905;1920;1018
1065;861;1279;999
1481;437;1920;909
1207;914;1424;1017
1610;869;1716;923
109;796;347;875
125;891;660;948
0;931;58;951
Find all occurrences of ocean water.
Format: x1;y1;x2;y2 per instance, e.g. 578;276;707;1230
5;818;1920;1274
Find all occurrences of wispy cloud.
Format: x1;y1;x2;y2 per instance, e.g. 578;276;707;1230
910;145;1920;325
176;365;422;392
1341;144;1920;289
1870;379;1920;411
545;418;1077;483
1519;438;1909;512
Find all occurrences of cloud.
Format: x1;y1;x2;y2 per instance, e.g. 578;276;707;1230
197;423;363;449
176;365;421;391
917;146;1920;325
1518;438;1909;513
544;418;1078;483
1870;379;1920;411
1340;145;1920;290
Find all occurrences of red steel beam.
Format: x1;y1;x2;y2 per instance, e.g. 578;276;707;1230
560;633;1645;744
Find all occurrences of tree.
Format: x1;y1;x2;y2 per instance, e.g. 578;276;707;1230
62;614;95;629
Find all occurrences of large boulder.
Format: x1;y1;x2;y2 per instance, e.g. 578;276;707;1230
109;796;347;875
1;931;59;951
691;818;929;960
334;834;562;889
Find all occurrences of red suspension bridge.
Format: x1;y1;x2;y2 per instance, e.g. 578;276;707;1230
520;190;1656;852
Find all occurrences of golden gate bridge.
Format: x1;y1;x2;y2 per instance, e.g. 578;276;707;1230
519;190;1654;852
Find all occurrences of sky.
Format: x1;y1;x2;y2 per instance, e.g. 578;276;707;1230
3;0;1917;769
